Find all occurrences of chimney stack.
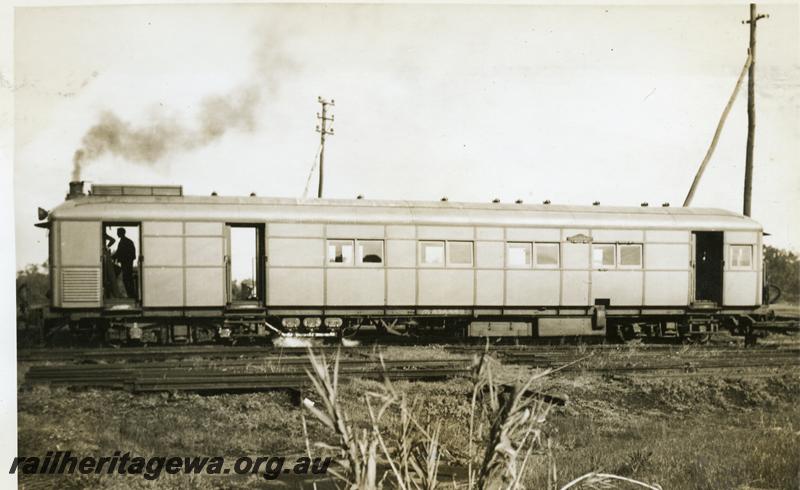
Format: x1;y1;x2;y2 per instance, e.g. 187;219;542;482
66;181;85;200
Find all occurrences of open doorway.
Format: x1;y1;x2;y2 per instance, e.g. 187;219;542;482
693;231;723;305
102;223;140;304
227;224;264;305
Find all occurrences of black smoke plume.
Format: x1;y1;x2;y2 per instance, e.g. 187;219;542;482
71;86;260;181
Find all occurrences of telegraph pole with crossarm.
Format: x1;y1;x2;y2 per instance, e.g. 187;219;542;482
316;97;335;198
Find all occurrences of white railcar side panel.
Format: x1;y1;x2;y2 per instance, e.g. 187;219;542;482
269;223;324;238
418;269;473;305
143;237;183;266
385;240;416;267
142;221;182;236
185;228;225;306
268;238;324;267
143;268;183;307
506;270;560;306
724;271;759;306
644;271;690;305
644;243;689;269
475;270;504;305
592;271;644;306
646;230;690;243
184;222;223;236
385;225;415;239
561;270;590;305
268;269;323;305
475;241;504;268
562;243;591;269
60;221;101;267
506;227;560;242
417;226;473;241
141;222;185;307
326;269;385;306
386;269;416;305
723;231;761;306
327;224;384;239
592;229;644;242
185;237;223;266
725;231;759;244
475;227;504;241
185;268;224;306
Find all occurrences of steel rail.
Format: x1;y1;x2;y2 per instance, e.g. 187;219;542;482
24;358;474;393
24;357;472;373
18;341;797;363
514;359;800;372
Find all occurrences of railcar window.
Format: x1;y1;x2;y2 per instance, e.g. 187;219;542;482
730;245;752;269
592;244;616;268
327;240;354;264
448;241;474;266
535;243;560;267
618;244;643;268
507;243;532;267
420;241;445;266
358;240;384;264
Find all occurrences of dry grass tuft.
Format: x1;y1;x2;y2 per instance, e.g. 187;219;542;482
302;349;379;488
301;345;661;490
468;351;552;489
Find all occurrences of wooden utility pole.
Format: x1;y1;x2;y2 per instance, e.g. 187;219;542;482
742;4;768;217
315;97;335;198
683;53;751;207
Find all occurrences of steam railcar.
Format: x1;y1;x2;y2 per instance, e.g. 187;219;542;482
38;182;766;343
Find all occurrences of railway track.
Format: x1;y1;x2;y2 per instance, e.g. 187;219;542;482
544;359;800;374
23;357;474;393
21;342;799;394
500;348;800;371
17;345;355;363
18;339;798;363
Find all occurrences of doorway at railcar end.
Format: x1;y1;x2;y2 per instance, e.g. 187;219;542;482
102;223;141;305
693;231;724;305
226;223;266;307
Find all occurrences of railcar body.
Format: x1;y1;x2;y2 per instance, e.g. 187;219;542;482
39;182;766;343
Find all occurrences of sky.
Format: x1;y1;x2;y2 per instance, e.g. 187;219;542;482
10;3;800;269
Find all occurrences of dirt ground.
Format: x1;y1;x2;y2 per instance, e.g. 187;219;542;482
16;345;800;489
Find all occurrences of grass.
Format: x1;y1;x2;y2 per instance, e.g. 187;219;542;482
537;406;799;489
16;348;800;489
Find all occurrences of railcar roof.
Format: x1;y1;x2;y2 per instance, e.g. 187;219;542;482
47;193;762;231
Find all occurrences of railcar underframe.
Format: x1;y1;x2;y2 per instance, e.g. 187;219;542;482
43;305;767;345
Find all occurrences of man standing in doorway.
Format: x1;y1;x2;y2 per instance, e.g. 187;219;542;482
113;228;137;299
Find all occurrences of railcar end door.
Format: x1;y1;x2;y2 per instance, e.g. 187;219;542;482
692;231;723;305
